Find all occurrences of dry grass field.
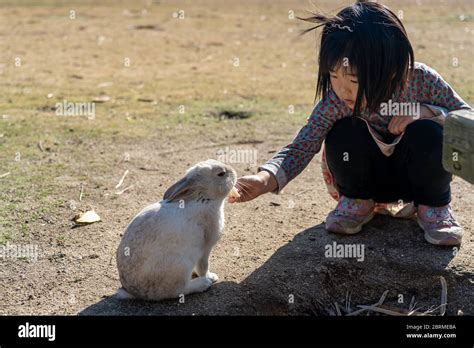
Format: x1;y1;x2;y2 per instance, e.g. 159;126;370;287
0;0;473;315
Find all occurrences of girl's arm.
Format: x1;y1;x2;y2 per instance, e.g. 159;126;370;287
418;63;473;125
258;91;345;193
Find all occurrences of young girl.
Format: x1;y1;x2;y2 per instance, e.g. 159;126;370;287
228;1;472;246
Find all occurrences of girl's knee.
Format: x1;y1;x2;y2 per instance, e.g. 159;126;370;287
326;117;368;147
405;119;442;135
404;119;443;147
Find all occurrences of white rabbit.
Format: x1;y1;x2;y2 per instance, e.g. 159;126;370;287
115;159;237;301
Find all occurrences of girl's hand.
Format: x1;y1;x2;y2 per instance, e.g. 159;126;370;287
388;115;416;135
228;171;278;203
388;105;435;135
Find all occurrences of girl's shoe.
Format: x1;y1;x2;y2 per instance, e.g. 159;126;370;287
417;204;462;246
325;196;375;234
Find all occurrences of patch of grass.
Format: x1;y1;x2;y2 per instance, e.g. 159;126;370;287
56;234;66;247
0;233;14;246
0;154;66;245
20;222;29;237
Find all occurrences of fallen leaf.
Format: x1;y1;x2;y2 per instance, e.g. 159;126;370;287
73;210;101;225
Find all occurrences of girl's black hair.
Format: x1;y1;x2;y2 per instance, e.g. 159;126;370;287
298;0;414;117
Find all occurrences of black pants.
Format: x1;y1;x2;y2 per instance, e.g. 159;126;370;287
324;117;452;207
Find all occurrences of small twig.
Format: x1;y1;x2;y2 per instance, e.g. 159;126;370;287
357;305;405;316
424;304;443;315
116;184;135;195
376;290;389;306
0;172;10;178
359;304;431;316
440;276;447;316
347;307;367;316
295;188;313;196
79;183;84;201
409;296;416;312
379;304;429;316
347;290;389;316
139;167;161;171
115;169;129;189
408;306;424;316
345;291;352;314
38;141;45;152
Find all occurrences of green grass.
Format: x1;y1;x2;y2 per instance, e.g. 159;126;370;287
0;93;309;244
0;148;66;245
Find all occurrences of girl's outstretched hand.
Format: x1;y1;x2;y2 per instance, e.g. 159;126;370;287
228;171;278;203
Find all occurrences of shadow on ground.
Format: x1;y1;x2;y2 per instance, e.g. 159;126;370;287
80;215;471;315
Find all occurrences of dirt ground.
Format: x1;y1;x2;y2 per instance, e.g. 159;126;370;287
0;0;473;315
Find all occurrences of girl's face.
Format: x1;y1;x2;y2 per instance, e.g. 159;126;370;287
329;67;365;109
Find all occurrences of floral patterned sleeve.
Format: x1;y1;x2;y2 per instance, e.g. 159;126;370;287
416;63;473;119
258;90;348;194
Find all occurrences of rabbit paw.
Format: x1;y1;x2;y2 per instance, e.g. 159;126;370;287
206;272;219;283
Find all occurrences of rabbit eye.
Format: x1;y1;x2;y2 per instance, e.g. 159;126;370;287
217;171;226;177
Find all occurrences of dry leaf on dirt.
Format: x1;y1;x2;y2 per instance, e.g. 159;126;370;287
73;210;101;225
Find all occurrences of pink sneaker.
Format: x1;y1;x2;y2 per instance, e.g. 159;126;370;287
325;196;375;234
417;204;462;246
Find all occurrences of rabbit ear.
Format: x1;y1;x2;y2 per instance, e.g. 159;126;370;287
163;176;196;202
